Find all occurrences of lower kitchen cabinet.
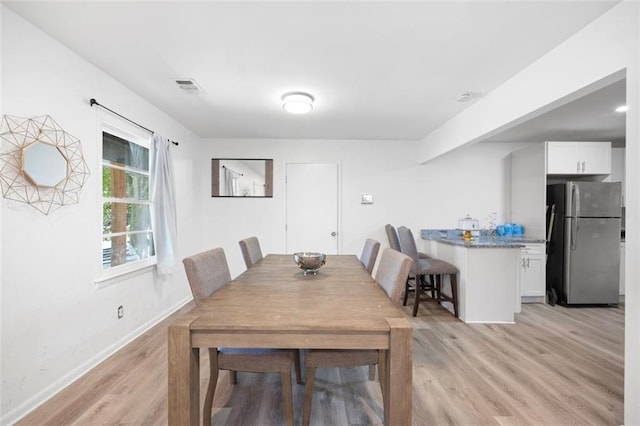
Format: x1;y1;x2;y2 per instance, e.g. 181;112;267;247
520;243;545;302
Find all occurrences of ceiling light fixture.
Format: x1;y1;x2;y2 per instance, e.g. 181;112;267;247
282;92;314;114
615;105;628;113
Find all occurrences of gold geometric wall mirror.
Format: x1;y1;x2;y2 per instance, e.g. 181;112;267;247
0;115;90;215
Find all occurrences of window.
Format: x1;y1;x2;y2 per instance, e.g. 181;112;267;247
101;123;155;277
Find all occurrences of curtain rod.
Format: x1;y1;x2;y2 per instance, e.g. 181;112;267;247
89;98;179;146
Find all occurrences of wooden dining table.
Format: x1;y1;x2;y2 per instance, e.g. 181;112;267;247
168;254;412;425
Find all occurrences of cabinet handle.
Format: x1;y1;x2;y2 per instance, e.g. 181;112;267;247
577;161;580;173
581;161;585;173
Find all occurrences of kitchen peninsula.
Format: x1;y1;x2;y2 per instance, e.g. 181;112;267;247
421;230;545;323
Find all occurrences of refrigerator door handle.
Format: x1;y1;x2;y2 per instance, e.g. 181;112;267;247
574;183;580;218
571;217;578;251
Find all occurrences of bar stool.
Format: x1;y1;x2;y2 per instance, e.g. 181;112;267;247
397;226;459;317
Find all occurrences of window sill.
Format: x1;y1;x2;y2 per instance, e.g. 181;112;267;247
95;258;157;289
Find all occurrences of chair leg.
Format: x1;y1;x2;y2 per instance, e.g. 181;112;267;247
303;367;316;426
412;276;422;317
403;277;411;306
435;275;442;306
204;348;219;426
280;371;294;426
229;370;237;384
429;274;436;299
450;274;459;318
294;349;302;384
368;364;376;381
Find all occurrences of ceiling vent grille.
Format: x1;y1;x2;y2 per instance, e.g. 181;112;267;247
175;78;204;95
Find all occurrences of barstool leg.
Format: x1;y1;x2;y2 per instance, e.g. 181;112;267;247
428;274;435;299
435;275;442;306
403;277;410;306
412;276;422;316
450;274;459;318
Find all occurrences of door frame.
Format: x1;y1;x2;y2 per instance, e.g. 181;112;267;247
284;162;342;254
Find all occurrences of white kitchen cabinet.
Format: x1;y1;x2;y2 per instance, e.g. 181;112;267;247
546;141;611;175
520;243;546;301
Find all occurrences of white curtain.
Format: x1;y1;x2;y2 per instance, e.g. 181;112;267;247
151;134;177;275
224;167;235;196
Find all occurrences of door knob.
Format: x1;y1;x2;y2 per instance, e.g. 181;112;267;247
331;232;337;237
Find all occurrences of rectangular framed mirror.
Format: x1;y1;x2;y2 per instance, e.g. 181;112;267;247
211;158;273;197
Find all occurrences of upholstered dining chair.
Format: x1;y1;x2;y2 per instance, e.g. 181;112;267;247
359;238;381;274
183;248;300;426
238;236;264;268
397;226;459;317
358;238;381;378
302;248;413;426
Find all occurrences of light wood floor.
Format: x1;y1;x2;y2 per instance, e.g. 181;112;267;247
17;301;624;425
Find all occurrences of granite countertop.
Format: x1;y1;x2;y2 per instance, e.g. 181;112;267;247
421;229;546;249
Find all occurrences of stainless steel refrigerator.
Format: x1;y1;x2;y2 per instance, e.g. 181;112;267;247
546;182;621;305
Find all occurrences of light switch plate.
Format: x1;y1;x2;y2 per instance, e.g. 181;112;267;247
361;193;374;204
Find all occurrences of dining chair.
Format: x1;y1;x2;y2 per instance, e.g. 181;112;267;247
358;238;381;378
183;247;300;426
397;226;459;317
302;248;413;426
359;238;381;274
238;236;264;268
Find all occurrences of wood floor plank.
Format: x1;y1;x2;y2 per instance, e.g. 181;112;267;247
16;301;624;425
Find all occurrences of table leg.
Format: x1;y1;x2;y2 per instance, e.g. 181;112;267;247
385;318;412;426
168;317;199;426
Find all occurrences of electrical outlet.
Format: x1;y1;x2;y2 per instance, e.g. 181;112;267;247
117;305;124;319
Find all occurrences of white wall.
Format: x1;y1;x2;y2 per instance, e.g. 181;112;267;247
199;138;525;278
418;2;640;423
1;8;200;423
418;1;637;164
0;4;4;420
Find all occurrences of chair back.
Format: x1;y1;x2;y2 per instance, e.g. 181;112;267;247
374;249;413;305
359;238;381;274
239;236;263;268
183;248;232;305
397;226;420;274
385;224;401;251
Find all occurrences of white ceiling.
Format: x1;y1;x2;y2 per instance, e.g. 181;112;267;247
5;1;623;141
489;78;627;145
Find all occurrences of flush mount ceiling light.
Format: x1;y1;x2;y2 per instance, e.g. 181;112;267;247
282;92;314;114
615;105;628;113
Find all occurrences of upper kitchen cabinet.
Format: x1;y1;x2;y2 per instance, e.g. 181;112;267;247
546;141;611;175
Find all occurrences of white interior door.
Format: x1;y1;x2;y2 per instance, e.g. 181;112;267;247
286;163;339;254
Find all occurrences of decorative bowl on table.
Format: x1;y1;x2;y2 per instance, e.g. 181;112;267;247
293;252;326;275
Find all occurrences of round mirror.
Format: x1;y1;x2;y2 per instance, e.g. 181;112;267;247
22;141;68;187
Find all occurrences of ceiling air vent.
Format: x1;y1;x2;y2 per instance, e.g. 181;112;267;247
175;78;204;95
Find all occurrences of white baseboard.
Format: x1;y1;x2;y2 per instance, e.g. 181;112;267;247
1;296;192;426
521;296;546;303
